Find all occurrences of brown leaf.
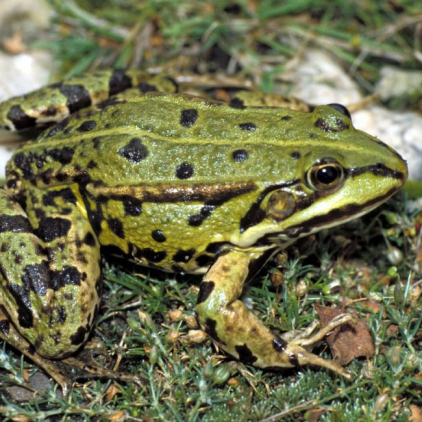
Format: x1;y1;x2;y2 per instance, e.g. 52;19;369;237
106;410;126;421
105;384;121;401
386;324;399;337
360;300;382;313
2;33;26;54
410;405;422;421
316;305;375;365
306;408;327;421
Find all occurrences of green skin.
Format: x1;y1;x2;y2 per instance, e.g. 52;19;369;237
0;70;408;389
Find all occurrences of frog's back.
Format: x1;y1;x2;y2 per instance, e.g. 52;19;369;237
6;92;384;191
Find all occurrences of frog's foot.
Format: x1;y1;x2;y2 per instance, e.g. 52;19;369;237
195;250;354;380
278;313;355;379
281;313;354;347
60;344;144;389
0;309;142;394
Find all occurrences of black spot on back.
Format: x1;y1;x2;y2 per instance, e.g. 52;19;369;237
13;152;34;180
92;136;102;149
281;115;292;121
175;162;194;179
180;109;198;127
290;151;301;159
238;122;257;131
47;147;75;165
45;118;71;139
6;105;37;130
97;97;123;111
229;97;245;109
232;149;249;162
77;120;97;132
314;117;349;132
87;160;97;169
59;84;92;113
118;138;148;163
109;69;133;96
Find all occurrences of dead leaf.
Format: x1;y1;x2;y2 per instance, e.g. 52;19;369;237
385;324;399;337
316;305;375;365
105;384;121;401
306;408;327;421
360;300;382;313
2;33;26;54
227;377;239;387
106;410;126;421
410;405;422;421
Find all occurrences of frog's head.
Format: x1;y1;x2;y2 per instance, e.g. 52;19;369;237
238;104;408;247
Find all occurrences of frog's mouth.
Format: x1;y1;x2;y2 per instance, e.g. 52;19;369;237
348;163;407;182
279;183;401;240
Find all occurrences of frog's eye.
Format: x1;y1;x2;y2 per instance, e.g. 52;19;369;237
328;103;351;119
306;159;344;191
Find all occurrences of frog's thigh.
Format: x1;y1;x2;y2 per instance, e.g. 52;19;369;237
0;188;101;359
196;250;331;371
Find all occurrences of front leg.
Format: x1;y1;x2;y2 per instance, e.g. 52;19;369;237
195;250;353;379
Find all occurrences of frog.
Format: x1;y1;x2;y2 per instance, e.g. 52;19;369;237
0;69;408;391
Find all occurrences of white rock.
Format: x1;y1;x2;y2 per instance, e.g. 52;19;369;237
376;66;422;100
0;0;53;178
289;50;363;105
286;50;418;180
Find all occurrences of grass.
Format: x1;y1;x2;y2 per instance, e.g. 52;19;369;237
33;0;422;93
0;192;420;421
0;0;422;420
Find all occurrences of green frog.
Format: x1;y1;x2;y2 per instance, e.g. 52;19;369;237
0;69;408;390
